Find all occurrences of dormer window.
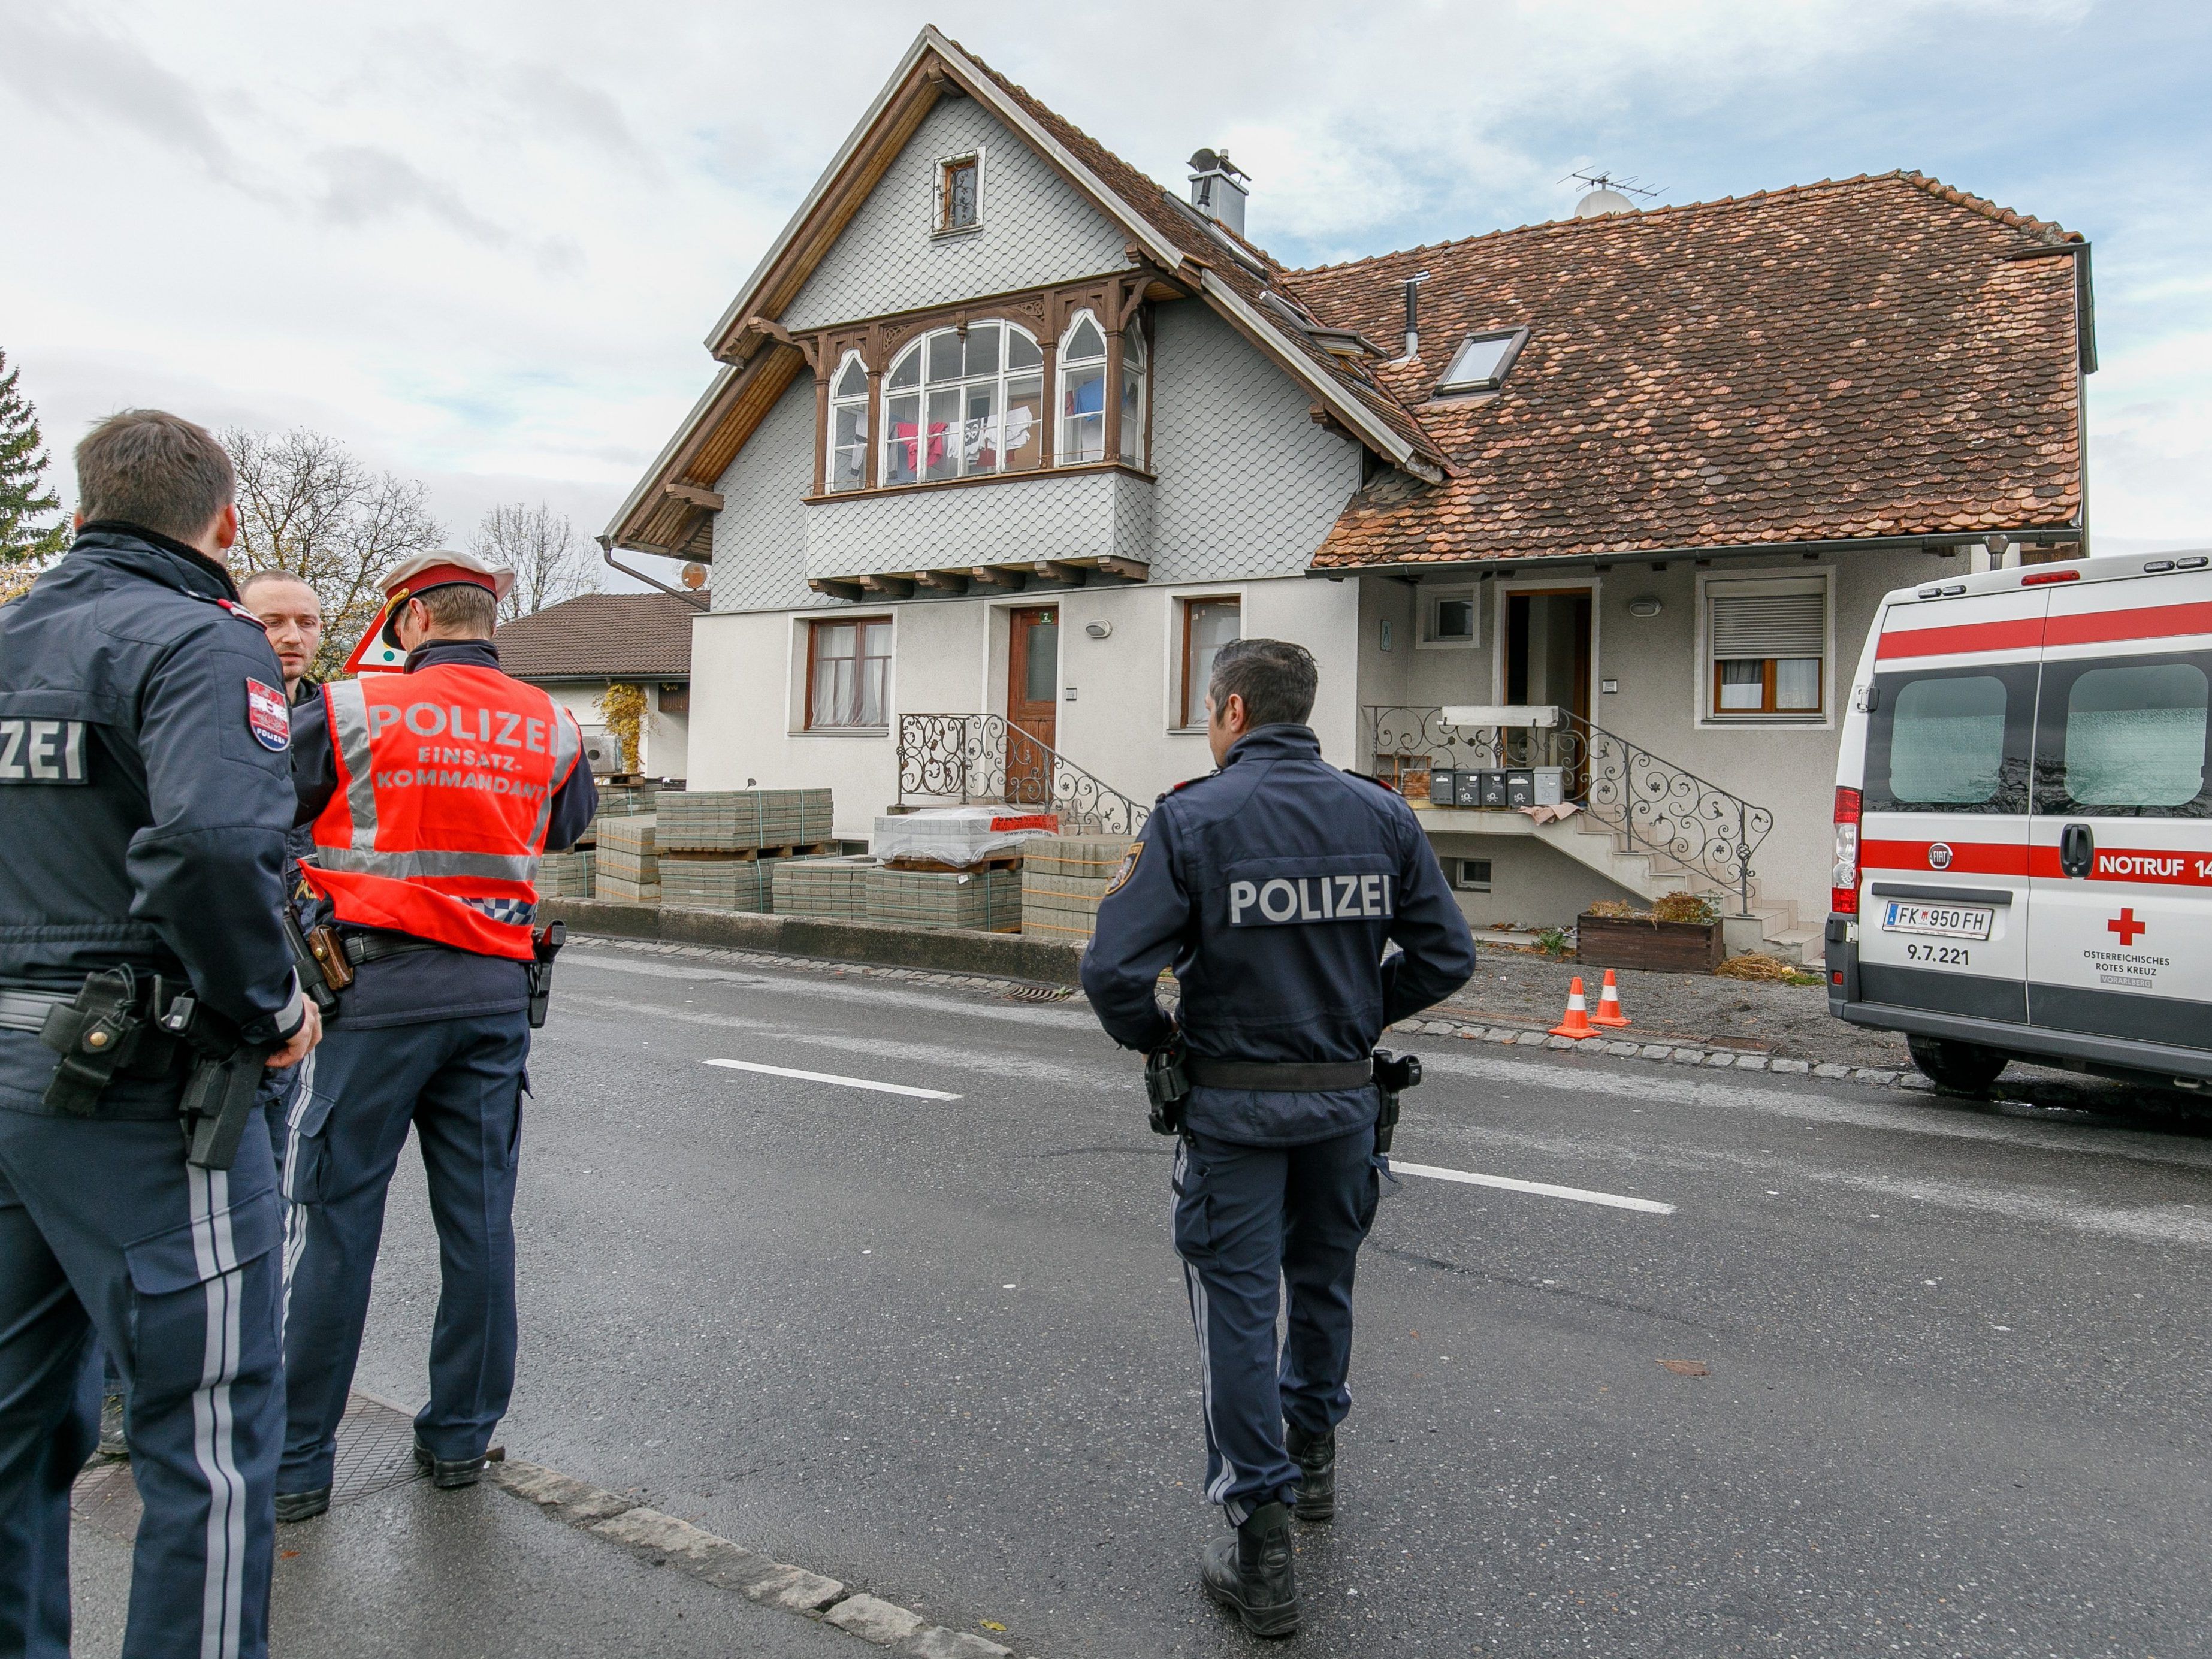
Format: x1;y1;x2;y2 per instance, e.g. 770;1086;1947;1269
936;152;982;235
1435;328;1528;395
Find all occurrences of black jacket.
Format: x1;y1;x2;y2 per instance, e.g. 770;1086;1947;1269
1081;724;1476;1145
0;525;306;1110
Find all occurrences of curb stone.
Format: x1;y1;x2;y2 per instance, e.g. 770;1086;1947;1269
492;1459;1020;1658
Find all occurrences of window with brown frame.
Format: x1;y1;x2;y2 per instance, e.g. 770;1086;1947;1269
1707;578;1827;717
937;154;980;234
806;616;892;730
1180;597;1241;729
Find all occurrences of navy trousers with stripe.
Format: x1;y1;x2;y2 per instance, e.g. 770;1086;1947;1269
279;1014;527;1494
0;1051;285;1659
1171;1125;1382;1523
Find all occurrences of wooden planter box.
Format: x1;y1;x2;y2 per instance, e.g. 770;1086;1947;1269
1576;912;1724;974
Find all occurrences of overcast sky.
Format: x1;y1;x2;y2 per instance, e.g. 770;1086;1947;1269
2;0;2205;575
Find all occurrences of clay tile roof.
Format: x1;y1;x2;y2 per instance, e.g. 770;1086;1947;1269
953;43;1448;473
495;593;697;682
1280;171;2086;569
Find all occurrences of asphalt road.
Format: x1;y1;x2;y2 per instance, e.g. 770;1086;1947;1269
329;938;2212;1657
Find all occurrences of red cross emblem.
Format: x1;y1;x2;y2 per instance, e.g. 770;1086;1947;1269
2108;909;2147;946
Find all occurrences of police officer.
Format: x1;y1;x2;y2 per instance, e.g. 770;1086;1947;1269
1081;638;1474;1638
81;571;332;1469
0;409;320;1658
276;548;595;1521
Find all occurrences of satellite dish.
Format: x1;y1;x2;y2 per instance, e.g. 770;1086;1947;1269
1576;188;1634;217
1189;148;1220;174
680;561;707;591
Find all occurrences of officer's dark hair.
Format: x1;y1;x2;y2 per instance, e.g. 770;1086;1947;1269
1209;637;1317;728
236;568;319;609
74;410;235;544
417;582;499;638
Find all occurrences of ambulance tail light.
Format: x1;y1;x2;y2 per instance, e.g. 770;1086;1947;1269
1832;786;1862;915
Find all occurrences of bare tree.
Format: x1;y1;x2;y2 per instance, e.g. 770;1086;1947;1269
471;501;596;622
223;427;443;678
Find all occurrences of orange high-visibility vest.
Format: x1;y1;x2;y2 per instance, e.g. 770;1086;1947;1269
303;662;583;959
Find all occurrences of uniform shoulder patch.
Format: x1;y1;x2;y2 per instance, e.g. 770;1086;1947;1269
246;678;291;751
1104;840;1144;896
217;598;270;629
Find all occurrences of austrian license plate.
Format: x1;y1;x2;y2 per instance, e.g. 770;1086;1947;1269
1882;900;1994;941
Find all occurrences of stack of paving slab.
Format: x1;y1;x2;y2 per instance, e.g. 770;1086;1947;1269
865;864;1022;932
593;814;660;904
537;849;596;899
1018;835;1130;944
772;855;877;920
581;783;658;848
649;788;836;912
658;789;834;853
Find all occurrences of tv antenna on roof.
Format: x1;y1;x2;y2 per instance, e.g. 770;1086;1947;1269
1563;169;1661;217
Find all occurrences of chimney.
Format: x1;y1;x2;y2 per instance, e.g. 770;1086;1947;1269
1401;271;1430;360
1186;149;1250;238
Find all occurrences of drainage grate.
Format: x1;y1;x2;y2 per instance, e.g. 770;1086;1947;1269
72;1390;423;1543
1004;984;1075;1003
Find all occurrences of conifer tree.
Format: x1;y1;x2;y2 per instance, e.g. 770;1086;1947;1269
0;350;70;570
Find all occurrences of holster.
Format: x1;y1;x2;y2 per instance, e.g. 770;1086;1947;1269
37;967;146;1116
1144;1030;1191;1137
525;920;566;1031
283;909;347;1014
1371;1048;1422;1156
158;992;267;1171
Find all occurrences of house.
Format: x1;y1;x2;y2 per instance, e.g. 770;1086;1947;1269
604;26;2092;959
494;592;699;780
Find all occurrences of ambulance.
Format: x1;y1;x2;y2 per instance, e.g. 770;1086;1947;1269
1828;552;2212;1092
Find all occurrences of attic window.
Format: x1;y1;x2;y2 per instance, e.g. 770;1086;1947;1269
1435;328;1528;395
936;152;981;235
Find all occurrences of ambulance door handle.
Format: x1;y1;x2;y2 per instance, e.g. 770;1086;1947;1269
2059;822;2094;879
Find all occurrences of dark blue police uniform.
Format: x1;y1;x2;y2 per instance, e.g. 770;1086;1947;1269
277;638;595;1501
1082;723;1474;1523
0;525;308;1659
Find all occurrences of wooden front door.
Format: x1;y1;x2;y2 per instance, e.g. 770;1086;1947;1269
1005;606;1059;807
1504;588;1593;791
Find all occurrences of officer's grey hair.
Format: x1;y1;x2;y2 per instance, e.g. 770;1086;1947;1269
416;581;498;638
1208;637;1317;728
74;410;235;544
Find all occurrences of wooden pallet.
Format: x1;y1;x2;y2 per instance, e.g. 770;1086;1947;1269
660;842;834;864
882;853;1024;874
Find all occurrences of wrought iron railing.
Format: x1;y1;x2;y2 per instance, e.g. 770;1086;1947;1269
896;714;1150;838
1361;705;1774;915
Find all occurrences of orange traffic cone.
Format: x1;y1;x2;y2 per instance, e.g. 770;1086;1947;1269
1591;969;1631;1029
1549;976;1598;1039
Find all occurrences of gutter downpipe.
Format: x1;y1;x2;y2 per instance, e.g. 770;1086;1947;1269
599;535;711;611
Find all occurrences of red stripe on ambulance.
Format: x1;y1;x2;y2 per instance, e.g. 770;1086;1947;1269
1860;840;2212;886
1878;600;2212;661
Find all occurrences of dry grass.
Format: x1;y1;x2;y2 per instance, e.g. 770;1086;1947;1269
1582;894;1721;926
1716;952;1821;985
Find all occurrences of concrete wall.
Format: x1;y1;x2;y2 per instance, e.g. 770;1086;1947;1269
1353;545;1957;924
782;94;1130;333
1425;832;1645;932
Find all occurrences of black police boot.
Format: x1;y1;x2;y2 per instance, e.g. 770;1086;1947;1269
413;1439;495;1489
98;1392;128;1459
1285;1423;1335;1522
274;1487;330;1524
1201;1500;1299;1639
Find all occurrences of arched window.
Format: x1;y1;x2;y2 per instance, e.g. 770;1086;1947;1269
1058;312;1108;466
827;353;869;493
881;321;1044;486
1118;321;1146;468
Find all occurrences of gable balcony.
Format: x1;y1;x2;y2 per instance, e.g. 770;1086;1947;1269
803;463;1154;599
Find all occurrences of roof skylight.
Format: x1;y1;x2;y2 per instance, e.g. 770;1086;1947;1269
1436;328;1528;394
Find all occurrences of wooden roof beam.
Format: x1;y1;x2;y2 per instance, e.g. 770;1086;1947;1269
857;574;914;599
808;578;863;601
664;482;725;511
969;566;1026;590
913;570;969;594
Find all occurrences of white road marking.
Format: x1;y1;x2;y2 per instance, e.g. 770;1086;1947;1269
1389;1159;1674;1215
702;1057;962;1101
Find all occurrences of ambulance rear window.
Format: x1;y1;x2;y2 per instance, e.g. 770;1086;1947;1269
1864;664;2035;815
2055;661;2208;812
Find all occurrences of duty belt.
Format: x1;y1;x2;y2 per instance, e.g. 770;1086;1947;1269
1182;1057;1375;1092
342;931;452;968
0;989;74;1034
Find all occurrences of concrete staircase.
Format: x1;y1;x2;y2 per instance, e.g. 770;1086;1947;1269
1547;810;1821;965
